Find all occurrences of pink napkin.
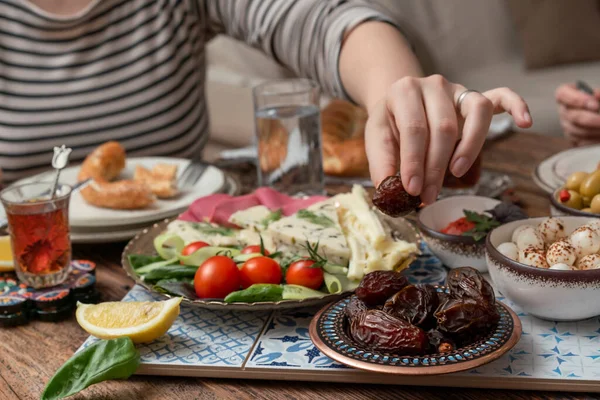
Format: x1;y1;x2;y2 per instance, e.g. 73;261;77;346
179;187;328;226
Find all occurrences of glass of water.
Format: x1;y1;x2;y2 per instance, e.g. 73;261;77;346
253;79;324;196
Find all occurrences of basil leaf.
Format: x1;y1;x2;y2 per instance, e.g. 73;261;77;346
296;209;334;228
154;279;198;299
41;338;139;400
128;254;163;270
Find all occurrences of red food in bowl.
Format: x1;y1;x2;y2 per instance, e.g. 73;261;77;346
440;217;475;236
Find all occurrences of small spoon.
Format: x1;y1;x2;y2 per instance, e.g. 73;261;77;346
50;145;72;199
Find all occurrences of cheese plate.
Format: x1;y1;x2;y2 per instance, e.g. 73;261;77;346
121;186;421;311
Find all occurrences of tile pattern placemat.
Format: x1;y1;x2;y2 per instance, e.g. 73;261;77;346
80;245;600;391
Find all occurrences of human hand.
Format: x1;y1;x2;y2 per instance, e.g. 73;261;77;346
365;75;532;204
555;83;600;146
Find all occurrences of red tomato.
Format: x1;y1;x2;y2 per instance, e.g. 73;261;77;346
181;241;210;256
239;256;282;289
285;259;324;290
194;255;240;299
241;245;270;256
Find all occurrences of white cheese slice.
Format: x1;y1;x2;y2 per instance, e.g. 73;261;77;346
165;220;241;247
266;199;350;265
228;205;276;231
237;229;276;253
333;184;419;280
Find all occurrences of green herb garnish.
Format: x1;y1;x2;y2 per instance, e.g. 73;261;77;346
41;338;140;400
297;209;334;228
302;241;327;269
260;209;282;228
462;210;501;242
191;222;235;236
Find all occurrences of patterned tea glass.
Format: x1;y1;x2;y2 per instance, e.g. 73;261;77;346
0;183;72;288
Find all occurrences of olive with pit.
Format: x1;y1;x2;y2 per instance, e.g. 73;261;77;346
580;170;600;198
559;190;583;210
566;171;589;191
591;194;600;214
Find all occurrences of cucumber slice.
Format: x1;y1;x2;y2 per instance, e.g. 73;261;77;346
282;284;327;300
323;273;342;294
323;263;348;275
178;246;240;266
153;234;185;260
232;253;262;264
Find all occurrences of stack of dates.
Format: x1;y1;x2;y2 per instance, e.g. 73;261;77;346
346;267;500;355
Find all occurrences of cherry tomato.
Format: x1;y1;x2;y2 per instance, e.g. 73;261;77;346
239;256;282;289
285;259;324;290
181;241;210;256
194;255;240;299
241;245;270;256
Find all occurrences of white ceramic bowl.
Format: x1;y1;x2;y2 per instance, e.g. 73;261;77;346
417;196;501;272
486;216;600;321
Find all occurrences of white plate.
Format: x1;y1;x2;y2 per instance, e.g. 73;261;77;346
12;157;226;228
534;145;600;193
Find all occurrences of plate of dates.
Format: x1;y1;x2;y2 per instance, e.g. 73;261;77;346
309;267;521;375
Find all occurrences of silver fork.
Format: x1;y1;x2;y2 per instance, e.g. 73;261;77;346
179;159;209;188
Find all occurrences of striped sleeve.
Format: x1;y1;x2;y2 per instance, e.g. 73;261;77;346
202;0;403;101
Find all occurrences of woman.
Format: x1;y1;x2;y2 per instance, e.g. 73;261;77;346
556;83;600;147
0;0;531;204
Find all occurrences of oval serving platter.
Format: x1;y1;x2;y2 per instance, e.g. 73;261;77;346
309;290;522;375
121;215;421;311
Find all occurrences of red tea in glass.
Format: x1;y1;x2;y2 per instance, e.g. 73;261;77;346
1;183;72;288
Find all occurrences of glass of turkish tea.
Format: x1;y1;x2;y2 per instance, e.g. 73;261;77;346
0;182;72;288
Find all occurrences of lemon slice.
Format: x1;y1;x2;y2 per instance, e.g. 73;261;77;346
0;236;14;272
76;297;182;344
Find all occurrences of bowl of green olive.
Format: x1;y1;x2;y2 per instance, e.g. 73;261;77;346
551;169;600;217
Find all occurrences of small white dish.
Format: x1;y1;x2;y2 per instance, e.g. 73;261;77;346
486;216;600;321
534;145;600;194
417;195;501;272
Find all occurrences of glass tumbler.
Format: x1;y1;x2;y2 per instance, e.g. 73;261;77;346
1;183;72;288
253;79;325;196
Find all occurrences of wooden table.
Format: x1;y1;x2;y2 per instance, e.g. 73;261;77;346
1;132;596;400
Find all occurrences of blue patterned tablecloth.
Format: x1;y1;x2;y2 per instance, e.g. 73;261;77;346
80;244;600;387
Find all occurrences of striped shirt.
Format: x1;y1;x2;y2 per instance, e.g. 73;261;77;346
0;0;397;181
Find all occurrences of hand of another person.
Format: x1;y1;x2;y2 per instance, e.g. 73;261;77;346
365;75;532;204
555;83;600;146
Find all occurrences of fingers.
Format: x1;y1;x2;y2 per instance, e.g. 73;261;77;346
555;83;599;111
451;89;493;178
559;104;600;129
483;87;532;128
365;98;400;188
385;77;428;196
419;75;458;204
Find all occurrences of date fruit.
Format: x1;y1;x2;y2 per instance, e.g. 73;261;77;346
350;309;427;354
383;284;439;329
446;267;495;305
345;296;368;321
426;329;456;354
373;174;421;217
355;271;409;306
435;299;500;341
